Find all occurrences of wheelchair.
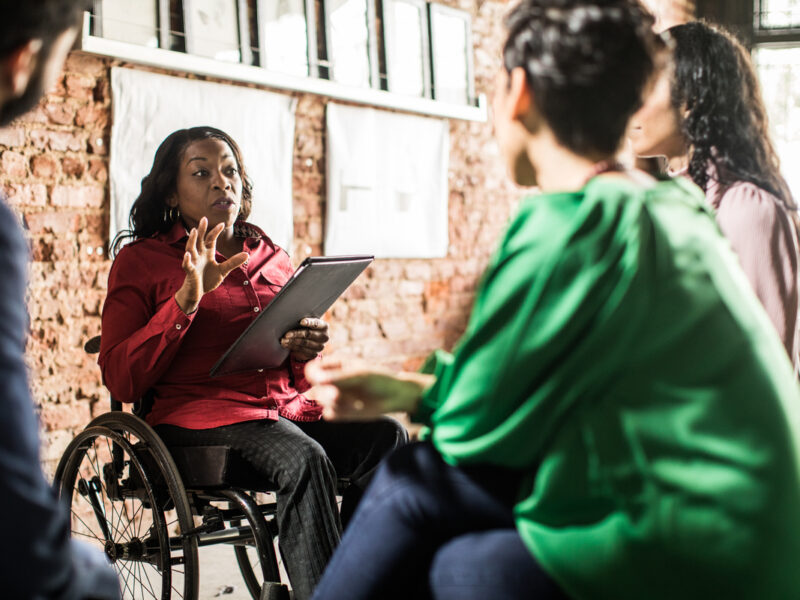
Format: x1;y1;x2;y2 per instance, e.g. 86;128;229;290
53;335;335;600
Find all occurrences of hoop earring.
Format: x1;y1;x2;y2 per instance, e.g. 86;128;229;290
166;205;180;223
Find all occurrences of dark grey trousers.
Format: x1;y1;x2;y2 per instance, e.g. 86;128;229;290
155;417;408;600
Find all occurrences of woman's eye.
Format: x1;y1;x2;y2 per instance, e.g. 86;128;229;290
193;169;208;177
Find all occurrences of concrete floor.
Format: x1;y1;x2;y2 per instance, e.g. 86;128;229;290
198;543;259;600
198;542;290;600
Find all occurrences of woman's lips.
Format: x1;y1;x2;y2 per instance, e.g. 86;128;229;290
212;198;236;210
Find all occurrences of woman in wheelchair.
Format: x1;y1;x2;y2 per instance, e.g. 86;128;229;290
97;126;407;600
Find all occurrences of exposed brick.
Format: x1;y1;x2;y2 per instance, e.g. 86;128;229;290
30;238;54;261
87;158;107;182
75;104;109;128
45;102;76;125
30;129;85;152
3;182;47;206
64;52;107;77
31;154;61;178
88;134;107;155
40;430;75;463
1;150;27;177
51;185;105;208
39;402;91;431
93;78;110;103
61;155;86;178
0;127;25;148
25;211;81;234
65;74;95;101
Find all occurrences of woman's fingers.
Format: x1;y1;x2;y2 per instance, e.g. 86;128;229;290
195;217;208;252
185;227;199;260
300;317;328;330
205;221;225;249
218;251;249;278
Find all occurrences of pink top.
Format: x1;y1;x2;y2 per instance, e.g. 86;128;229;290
696;170;799;358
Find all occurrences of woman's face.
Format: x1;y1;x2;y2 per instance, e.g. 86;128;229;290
169;138;243;231
628;66;686;160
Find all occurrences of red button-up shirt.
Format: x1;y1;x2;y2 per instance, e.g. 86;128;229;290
98;221;322;429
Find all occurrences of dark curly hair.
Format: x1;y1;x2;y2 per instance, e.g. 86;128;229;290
502;0;658;156
112;126;253;254
669;21;793;205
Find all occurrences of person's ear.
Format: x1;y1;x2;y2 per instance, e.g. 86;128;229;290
507;67;540;132
0;39;43;98
167;196;178;208
508;67;533;118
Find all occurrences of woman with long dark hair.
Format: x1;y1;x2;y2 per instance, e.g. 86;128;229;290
630;21;799;357
100;126;407;600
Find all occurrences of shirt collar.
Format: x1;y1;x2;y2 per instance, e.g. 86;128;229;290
157;219;269;247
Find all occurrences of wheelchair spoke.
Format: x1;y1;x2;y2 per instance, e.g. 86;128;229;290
115;560;136;599
135;562;160;600
57;420;199;600
117;496;145;544
139;558;158;599
69;508;105;544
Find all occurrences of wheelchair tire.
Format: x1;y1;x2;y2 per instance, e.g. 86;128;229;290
54;412;199;600
234;539;284;599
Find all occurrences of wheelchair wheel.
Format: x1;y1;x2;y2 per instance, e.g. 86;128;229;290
54;413;199;600
234;537;282;599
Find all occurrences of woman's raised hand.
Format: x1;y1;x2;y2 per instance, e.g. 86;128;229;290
174;217;249;314
305;360;434;421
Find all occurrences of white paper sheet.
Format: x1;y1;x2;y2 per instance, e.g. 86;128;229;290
325;103;449;258
109;67;296;250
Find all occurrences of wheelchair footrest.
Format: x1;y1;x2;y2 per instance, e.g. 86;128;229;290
260;582;290;600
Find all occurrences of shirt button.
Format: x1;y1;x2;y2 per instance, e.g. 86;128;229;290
253;307;260;312
175;324;182;330
243;280;250;286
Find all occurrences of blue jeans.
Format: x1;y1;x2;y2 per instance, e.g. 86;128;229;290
311;442;567;600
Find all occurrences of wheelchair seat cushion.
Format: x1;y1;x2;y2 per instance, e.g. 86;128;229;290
168;445;277;491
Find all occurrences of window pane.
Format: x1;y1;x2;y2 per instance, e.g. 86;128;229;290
99;0;159;47
261;0;310;76
759;0;800;29
754;47;800;198
328;0;372;88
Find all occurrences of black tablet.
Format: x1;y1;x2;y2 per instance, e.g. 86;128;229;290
209;255;373;377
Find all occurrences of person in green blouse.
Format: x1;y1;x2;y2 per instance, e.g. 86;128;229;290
307;1;800;598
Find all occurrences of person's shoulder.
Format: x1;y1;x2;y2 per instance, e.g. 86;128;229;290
715;180;789;232
718;180;783;211
110;236;173;274
0;199;26;253
237;221;289;257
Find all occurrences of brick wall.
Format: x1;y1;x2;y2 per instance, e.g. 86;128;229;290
0;0;521;475
1;0;693;475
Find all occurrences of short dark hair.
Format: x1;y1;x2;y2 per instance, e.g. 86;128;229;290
0;0;90;56
112;126;254;254
502;0;658;156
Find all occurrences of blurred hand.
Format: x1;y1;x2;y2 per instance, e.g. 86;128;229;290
305;360;434;421
174;217;249;314
281;317;329;361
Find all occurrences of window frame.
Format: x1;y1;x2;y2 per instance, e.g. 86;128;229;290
381;0;431;98
321;0;381;89
183;0;252;65
427;3;476;106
